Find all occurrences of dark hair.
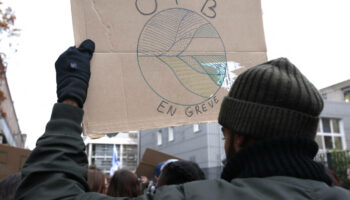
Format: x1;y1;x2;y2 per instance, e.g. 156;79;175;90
87;165;107;194
0;172;21;200
107;169;141;197
157;160;205;187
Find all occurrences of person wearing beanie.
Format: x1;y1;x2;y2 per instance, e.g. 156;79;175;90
216;58;350;199
15;44;350;200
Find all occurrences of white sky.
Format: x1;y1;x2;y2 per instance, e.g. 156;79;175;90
2;0;350;149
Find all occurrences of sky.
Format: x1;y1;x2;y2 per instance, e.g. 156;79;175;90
1;0;350;149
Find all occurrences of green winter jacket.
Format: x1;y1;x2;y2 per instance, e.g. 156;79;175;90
15;103;350;200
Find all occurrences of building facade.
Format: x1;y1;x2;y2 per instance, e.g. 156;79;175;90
84;132;138;176
316;100;350;153
0;77;24;147
317;79;350;151
320;79;350;102
140;123;225;179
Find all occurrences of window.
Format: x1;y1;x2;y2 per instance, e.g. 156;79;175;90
91;144;115;174
343;88;350;103
324;136;333;149
345;93;350;103
168;127;174;141
193;124;200;133
332;119;340;133
334;137;343;150
157;130;162;145
88;143;138;175
92;143;114;156
122;145;138;171
321;93;327;100
322;118;331;133
189;156;196;162
317;118;345;151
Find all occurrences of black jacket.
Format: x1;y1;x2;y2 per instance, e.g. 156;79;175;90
15;103;350;200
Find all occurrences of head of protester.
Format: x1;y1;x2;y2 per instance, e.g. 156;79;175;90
14;38;350;200
154;161;165;180
0;173;21;200
107;169;141;197
157;160;205;188
218;58;332;183
154;159;179;180
87;165;107;194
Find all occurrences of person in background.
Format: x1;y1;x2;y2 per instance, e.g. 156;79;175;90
141;159;178;194
0;173;21;200
14;39;350;199
153;161;165;182
107;169;141;197
152;160;177;184
87;165;108;194
139;175;149;194
156;160;205;188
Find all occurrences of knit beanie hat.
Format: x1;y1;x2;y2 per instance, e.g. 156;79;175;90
218;58;323;139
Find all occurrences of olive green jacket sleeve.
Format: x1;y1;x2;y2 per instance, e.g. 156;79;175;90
14;103;150;200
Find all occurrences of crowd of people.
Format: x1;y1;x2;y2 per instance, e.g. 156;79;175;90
85;159;206;198
2;160;350;199
0;39;349;199
0;157;206;199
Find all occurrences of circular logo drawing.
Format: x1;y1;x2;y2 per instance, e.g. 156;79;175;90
137;8;227;106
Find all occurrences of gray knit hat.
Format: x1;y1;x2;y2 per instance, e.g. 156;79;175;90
218;58;323;139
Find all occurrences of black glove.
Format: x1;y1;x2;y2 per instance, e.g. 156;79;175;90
55;39;95;108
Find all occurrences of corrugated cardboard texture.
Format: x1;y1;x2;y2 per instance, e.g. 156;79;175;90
136;148;181;178
71;0;267;137
0;144;31;180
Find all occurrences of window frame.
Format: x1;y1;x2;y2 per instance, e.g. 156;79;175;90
343;87;350;102
317;117;346;152
193;124;200;133
345;93;350;103
157;130;162;146
168;127;174;142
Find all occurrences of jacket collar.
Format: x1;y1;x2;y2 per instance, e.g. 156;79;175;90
221;137;333;186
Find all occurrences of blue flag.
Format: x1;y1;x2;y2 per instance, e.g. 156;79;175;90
110;144;120;176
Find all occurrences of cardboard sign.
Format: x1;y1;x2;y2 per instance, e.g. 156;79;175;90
71;0;267;137
136;148;181;178
0;144;31;180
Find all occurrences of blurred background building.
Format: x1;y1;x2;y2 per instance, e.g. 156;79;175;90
84;132;138;176
139;123;224;179
315;79;350;156
0;77;25;148
320;79;350;102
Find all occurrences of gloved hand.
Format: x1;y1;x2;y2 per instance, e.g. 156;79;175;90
55;39;95;108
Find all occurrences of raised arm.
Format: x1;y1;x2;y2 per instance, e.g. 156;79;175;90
14;40;119;200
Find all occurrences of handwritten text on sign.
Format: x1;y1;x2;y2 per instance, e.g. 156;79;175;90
135;0;217;18
157;96;220;118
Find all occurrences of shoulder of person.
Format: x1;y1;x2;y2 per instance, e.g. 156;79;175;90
156;177;350;200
